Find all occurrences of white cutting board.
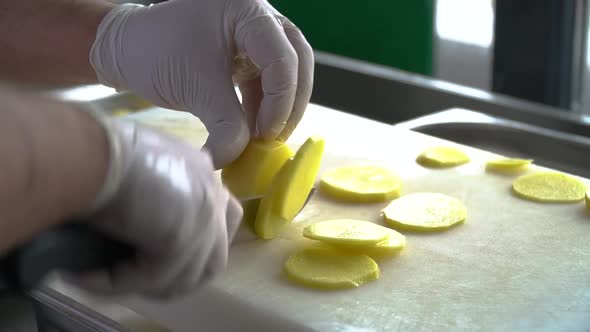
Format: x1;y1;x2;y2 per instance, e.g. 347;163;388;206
107;105;590;331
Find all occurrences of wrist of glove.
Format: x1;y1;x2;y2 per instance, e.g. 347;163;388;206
90;0;314;169
71;111;242;299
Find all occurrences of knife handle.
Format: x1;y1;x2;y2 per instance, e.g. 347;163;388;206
0;222;135;293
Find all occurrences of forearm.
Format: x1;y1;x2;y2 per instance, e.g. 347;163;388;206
0;0;115;85
0;86;109;252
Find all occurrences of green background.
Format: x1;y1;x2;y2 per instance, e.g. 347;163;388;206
270;1;434;76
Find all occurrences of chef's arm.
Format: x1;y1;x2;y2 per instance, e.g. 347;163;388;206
0;86;109;253
0;0;115;85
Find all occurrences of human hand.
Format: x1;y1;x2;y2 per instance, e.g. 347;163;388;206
90;0;314;168
73;117;242;299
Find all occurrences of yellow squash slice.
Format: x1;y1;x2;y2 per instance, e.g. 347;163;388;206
416;146;470;168
486;158;533;173
284;247;379;289
319;165;401;203
512;172;586;203
254;136;325;239
303;219;391;246
222;140;294;198
383;192;467;232
316;228;406;259
361;230;406;258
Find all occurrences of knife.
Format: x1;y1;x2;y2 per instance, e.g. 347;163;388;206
0;188;316;293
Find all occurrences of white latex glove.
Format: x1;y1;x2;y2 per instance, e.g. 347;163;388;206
90;0;314;169
73;115;242;299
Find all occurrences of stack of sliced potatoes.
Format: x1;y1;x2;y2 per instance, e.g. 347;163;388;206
285;219;405;289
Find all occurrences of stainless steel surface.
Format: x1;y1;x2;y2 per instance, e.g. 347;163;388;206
31;285;170;332
396;108;590;179
0;295;37;332
433;0;494;91
569;0;588;113
582;1;590;116
312;51;590;138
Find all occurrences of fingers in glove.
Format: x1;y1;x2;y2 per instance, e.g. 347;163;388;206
236;14;297;140
277;21;314;141
238;76;263;137
152;182;233;298
200;80;249;169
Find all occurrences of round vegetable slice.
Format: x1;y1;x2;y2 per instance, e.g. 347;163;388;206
303;219;391;246
486;158;533;173
284;248;379;289
329;228;407;258
416;146;470;168
512;172;586;203
222;140;294;198
383;193;467;232
360;229;406;258
319;165;401;203
254;136;325;239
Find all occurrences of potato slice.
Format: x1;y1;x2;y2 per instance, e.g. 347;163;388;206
254;136;325;239
316;228;406;259
303;219;391;247
383;193;467;232
362;230;406;258
222;140;294;198
319;165;401;203
512;172;586;203
416;146;469;168
486;158;533;173
284;247;379;289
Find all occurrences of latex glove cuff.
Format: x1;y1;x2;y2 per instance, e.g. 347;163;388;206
73;103;127;217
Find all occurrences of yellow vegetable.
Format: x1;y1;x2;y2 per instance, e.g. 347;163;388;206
486;158;533;173
416;146;470;168
222;140;294;198
318;228;406;259
319;165;401;203
586;192;590;210
512;172;586;203
254;136;325;239
383;192;467;232
362;230;406;258
284;247;379;289
303;219;391;246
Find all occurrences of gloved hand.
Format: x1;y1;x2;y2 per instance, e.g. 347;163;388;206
72;114;242;299
90;0;314;169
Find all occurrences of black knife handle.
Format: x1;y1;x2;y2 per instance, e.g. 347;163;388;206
0;222;135;293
